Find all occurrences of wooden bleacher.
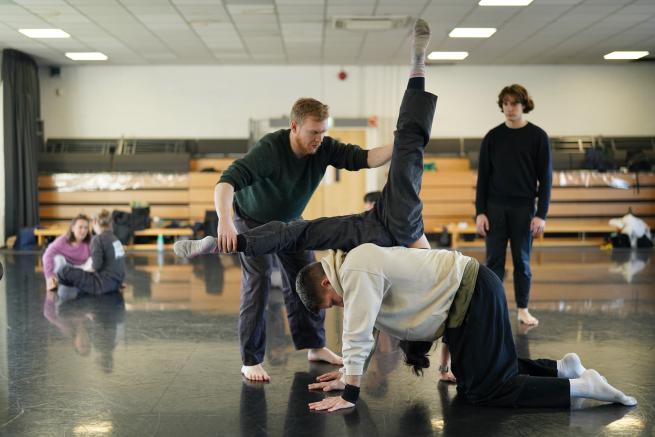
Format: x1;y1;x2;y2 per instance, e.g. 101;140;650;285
34;226;193;250
36;154;655;249
187;158;235;221
38;172;198;249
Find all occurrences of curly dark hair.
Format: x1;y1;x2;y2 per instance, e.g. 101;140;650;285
497;84;535;113
399;340;434;376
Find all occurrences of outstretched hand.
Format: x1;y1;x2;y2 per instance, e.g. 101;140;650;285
309;396;354;412
315;370;342;382
309;371;345;392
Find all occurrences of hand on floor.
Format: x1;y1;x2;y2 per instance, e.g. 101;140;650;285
309;396;354;412
308;377;345;392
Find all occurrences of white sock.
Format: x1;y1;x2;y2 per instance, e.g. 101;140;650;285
410;19;430;78
557;353;586;379
570;369;637;406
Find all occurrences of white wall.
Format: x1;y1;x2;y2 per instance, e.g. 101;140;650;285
40;63;655;141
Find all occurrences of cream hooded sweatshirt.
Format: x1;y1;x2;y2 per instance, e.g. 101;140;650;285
321;243;476;376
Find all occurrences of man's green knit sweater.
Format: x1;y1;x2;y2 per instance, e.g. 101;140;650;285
219;129;369;223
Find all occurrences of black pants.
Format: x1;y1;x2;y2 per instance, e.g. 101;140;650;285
239;89;438;257
446;265;570;408
234;210;326;366
485;203;534;308
57;266;120;296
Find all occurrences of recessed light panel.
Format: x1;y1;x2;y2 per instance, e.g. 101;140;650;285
603;51;649;60
449;28;497;38
19;29;70;38
428;51;469;60
479;0;533;6
65;52;108;61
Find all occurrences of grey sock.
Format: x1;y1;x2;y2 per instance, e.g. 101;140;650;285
410;19;431;78
58;285;79;301
173;236;217;259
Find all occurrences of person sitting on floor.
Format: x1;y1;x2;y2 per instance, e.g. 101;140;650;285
55;210;126;301
43;214;92;292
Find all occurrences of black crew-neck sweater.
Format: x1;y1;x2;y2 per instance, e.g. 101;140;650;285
475;122;552;219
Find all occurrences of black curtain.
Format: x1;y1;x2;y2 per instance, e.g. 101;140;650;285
2;49;41;237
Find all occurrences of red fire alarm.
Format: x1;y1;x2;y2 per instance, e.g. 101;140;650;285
338;70;347;81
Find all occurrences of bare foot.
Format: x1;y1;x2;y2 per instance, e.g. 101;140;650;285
307;347;343;366
241;364;270;382
439;371;457;383
517;321;537;335
518;308;539;326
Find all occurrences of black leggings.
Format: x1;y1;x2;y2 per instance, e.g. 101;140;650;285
446;265;570;408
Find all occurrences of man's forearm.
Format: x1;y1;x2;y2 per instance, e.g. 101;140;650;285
367;145;393;168
214;182;235;220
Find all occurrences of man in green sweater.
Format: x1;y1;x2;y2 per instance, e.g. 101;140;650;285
209;97;393;382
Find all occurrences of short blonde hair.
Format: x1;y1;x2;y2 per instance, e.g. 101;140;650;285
95;209;113;229
290;98;329;125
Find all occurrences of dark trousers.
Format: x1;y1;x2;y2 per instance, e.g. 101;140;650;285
57;266;120;296
234;210;326;366
485;203;534;308
240;89;438;257
446;265;570;408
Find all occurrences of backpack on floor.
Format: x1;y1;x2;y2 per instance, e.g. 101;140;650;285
112;210;133;245
13;227;37;250
610;233;631;249
131;206;151;231
637;235;653;249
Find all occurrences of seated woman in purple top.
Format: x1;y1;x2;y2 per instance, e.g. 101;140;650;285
42;214;92;291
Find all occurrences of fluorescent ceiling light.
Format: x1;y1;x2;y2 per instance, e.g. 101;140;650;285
65;52;108;61
603;51;649;60
449;28;497;38
428;51;469;61
333;16;410;31
479;0;533;6
19;28;70;39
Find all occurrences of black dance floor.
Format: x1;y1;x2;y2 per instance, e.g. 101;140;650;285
0;247;652;436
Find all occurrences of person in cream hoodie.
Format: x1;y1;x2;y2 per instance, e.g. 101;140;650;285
295;243;637;412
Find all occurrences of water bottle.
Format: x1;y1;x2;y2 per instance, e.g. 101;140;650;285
156;233;164;252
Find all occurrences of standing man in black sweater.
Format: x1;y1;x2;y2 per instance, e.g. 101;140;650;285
475;84;552;326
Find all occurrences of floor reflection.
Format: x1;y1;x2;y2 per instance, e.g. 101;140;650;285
0;247;652;436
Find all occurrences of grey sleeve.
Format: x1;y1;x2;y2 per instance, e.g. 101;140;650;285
91;237;104;271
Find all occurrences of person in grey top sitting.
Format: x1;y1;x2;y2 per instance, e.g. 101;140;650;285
55;209;126;301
